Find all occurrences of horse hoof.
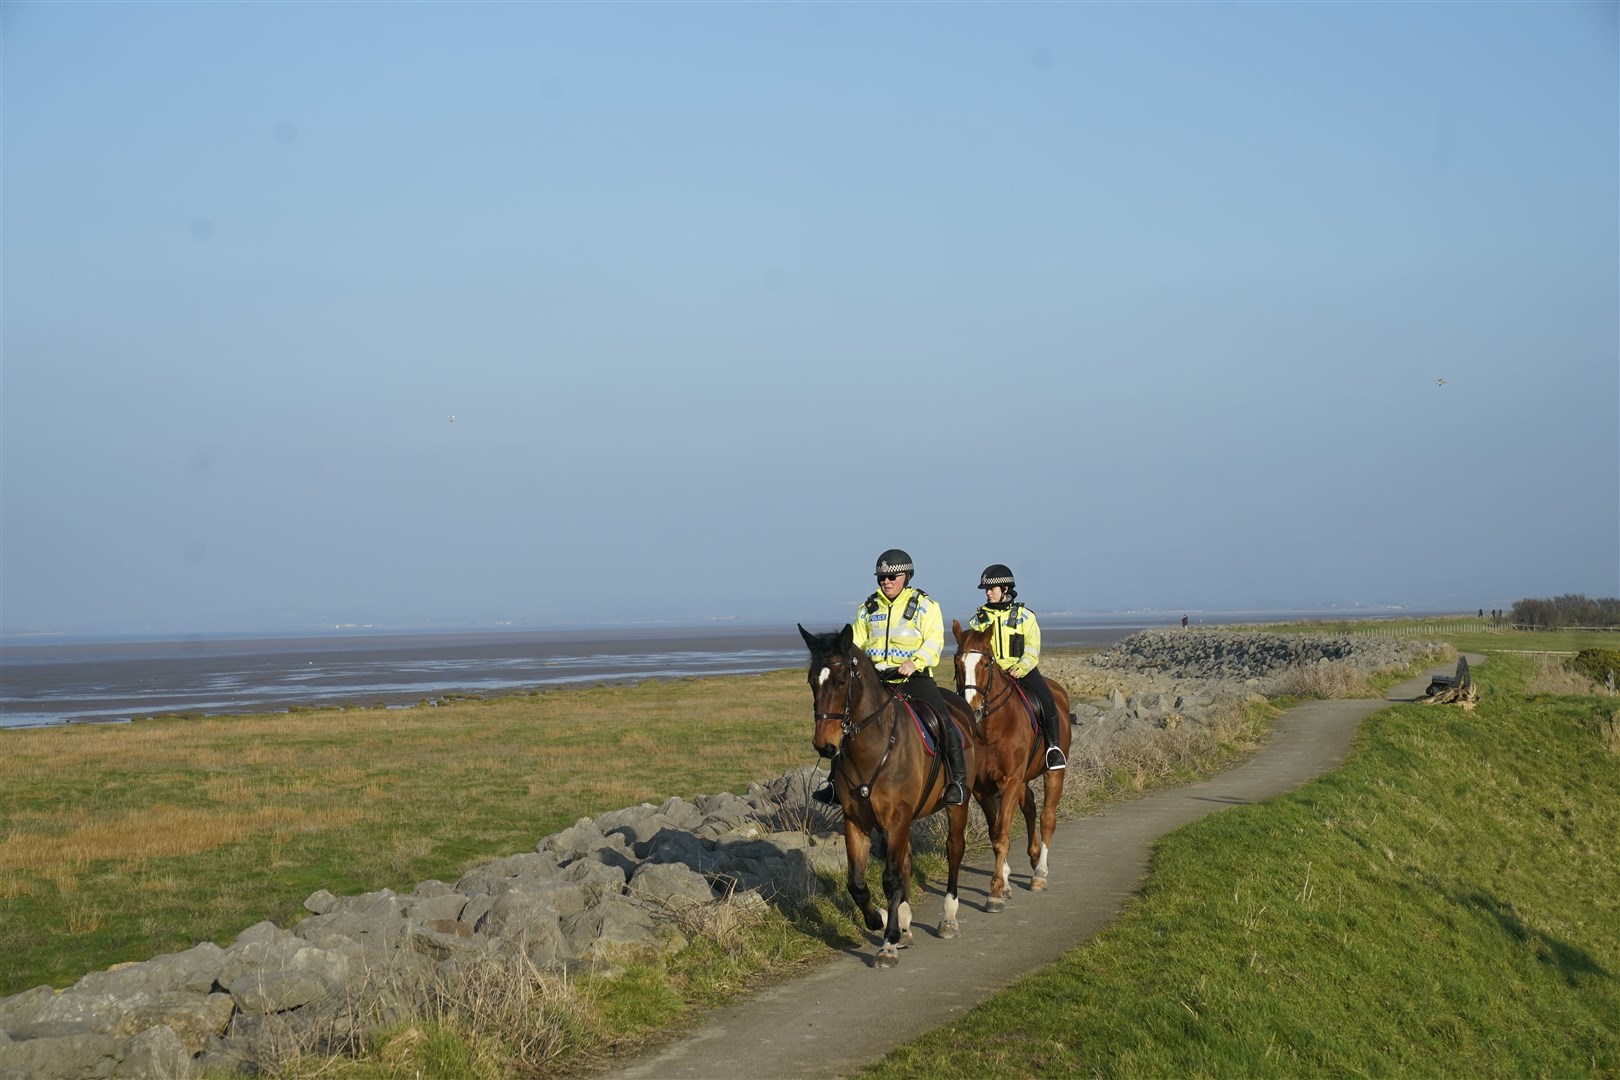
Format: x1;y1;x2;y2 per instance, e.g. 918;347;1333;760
1030;877;1048;892
986;896;1007;914
875;947;900;969
938;918;959;940
899;928;913;947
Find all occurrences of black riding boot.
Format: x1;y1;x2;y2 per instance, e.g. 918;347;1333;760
1023;671;1066;771
943;722;968;805
1042;709;1066;771
811;755;839;805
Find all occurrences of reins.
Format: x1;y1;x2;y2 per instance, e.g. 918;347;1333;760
818;651;943;807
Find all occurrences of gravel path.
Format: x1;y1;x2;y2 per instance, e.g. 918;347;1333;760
600;657;1479;1080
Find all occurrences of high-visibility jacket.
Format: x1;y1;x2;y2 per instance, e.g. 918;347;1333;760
853;586;943;677
967;602;1042;678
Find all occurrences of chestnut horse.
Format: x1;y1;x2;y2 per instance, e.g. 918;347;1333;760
952;619;1072;910
799;623;982;968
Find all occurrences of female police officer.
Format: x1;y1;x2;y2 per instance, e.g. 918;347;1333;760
813;549;969;806
968;563;1066;771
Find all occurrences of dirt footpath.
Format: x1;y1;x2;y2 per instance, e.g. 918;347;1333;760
602;659;1476;1080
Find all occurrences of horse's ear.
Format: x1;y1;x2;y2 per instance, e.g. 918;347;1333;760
838;623;855;651
952;619;964;645
798;623;819;652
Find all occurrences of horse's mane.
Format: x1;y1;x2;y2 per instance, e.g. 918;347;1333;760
958;623;993;646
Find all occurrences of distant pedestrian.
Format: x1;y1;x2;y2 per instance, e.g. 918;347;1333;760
1181;614;1189;628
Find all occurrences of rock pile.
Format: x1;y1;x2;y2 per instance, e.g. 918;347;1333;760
0;771;846;1080
1041;628;1444;752
1082;628;1432;684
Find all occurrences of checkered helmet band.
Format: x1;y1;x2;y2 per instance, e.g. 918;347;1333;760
978;564;1015;589
875;548;914;577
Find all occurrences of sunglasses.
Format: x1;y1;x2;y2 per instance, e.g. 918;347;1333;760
878;573;905;582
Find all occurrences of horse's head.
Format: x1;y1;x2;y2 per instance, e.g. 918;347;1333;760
799;622;863;759
952;619;997;722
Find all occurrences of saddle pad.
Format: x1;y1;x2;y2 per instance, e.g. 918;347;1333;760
1009;679;1041;735
900;697;967;757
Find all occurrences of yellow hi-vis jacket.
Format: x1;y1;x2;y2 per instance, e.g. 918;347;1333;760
967;602;1042;678
853;586;944;677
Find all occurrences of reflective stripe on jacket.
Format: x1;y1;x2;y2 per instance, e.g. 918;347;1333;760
852;586;943;676
967;602;1042;678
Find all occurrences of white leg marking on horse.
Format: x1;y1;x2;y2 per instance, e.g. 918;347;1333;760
877;908;888;930
1036;843;1050;877
899;901;912;932
817;666;831;687
944;894;959;923
1000;859;1011;884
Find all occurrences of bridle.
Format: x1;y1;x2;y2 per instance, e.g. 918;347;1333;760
813;650;907;801
957;643;1018;720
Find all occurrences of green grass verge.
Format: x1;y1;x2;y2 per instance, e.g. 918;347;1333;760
862;652;1620;1078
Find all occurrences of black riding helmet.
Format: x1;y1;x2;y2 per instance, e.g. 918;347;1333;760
977;563;1015;590
875;548;914;579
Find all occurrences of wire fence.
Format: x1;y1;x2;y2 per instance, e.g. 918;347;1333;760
1349;621;1495;639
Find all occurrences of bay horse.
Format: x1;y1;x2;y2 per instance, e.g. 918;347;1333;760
952;619;1072;910
798;623;981;968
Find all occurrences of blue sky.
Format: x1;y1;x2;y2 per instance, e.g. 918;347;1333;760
3;2;1616;637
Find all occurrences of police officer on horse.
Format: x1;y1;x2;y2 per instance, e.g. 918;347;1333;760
968;563;1067;772
813;548;969;806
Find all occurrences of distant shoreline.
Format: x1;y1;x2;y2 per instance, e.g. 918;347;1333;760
0;607;1446;651
0;611;1467;731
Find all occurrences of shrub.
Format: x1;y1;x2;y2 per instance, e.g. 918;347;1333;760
1568;648;1620;688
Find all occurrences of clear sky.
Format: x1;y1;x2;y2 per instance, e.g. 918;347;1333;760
3;2;1617;637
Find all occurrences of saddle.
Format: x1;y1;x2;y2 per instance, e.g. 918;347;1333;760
890;686;962;757
1007;679;1048;745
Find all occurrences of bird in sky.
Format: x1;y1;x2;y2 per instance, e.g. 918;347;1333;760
1436;379;1445;387
449;415;456;422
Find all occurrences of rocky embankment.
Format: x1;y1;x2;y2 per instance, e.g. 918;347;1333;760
0;777;847;1079
0;630;1444;1079
1043;628;1444;753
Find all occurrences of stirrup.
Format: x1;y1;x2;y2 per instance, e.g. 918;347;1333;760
1045;746;1067;771
811;779;838;805
944;779;967;806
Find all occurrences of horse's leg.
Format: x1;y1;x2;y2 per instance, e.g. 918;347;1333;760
1021;781;1045;889
987;770;1019;912
875;815;914;968
1031;770;1064;892
938;801;968;939
842;820;883;934
1030;682;1071;893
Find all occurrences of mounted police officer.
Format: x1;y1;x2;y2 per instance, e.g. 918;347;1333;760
968;563;1066;772
812;549;969;806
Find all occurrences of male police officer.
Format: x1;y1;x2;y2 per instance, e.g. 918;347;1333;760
812;549;969;806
